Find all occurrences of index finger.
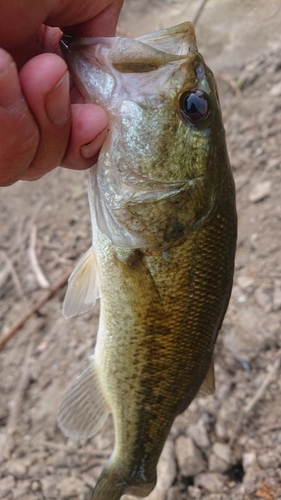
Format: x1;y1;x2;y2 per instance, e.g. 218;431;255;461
61;0;124;38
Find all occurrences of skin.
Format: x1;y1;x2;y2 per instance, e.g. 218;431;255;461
0;0;124;186
58;24;237;499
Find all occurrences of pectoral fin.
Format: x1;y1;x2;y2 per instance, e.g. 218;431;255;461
57;357;110;440
196;358;215;397
63;247;99;319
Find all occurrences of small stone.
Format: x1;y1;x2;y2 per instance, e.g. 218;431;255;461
6;458;28;478
208;454;229;473
167;486;183;500
273;279;281;311
215;398;240;440
47;451;69;468
270;81;281;96
249;181;271;202
212;442;231;464
0;406;8;421
187;485;202;499
257;451;280;469
0;475;16;497
201;495;222;500
13;480;30;499
237;276;254;290
242;466;264;492
188;419;210;450
41;476;59;497
194;472;225;493
242;451;257;470
30;480;41;492
175;436;206;477
57;476;87;499
254;287;272;312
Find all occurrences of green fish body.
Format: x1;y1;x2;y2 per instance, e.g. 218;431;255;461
58;22;237;500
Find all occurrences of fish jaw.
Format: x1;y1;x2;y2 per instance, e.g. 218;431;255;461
60;23;197;104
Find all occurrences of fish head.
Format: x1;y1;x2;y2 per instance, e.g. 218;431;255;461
60;23;228;250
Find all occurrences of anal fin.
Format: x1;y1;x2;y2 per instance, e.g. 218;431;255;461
63;247;99;319
196;358;215;397
57;357;110;440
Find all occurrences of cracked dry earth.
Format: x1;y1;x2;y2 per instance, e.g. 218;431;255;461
0;1;281;499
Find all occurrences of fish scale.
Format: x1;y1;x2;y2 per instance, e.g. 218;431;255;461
58;22;237;500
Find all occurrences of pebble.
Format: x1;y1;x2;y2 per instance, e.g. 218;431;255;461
242;466;264;492
188;418;210;450
13;479;30;499
167;486;183;500
194;472;225;493
273;279;281;311
215;398;240;440
270;81;281;96
46;450;77;468
257;451;280;469
208;454;229;474
41;476;59;497
175;436;206;477
30;480;41;492
0;406;8;421
187;485;202;499
242;451;257;469
0;475;16;497
249;181;271;202
254;286;272;312
237;276;254;290
5;458;29;478
201;495;223;500
57;476;87;499
212;443;231;464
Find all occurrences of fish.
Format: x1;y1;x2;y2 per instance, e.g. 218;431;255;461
58;22;237;500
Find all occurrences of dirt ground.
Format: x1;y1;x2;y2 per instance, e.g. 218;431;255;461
0;1;281;499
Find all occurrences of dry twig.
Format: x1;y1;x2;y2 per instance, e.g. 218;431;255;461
192;0;210;26
39;440;110;458
0;250;24;297
230;350;281;447
0;271;70;350
0;341;34;462
28;225;50;289
79;458;108;473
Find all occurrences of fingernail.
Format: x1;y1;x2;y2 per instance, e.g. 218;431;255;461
0;50;22;108
45;71;70;125
81;127;108;159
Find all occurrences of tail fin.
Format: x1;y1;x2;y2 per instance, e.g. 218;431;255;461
90;463;156;500
90;467;125;500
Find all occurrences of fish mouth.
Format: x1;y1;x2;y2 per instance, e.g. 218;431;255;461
60;22;197;73
136;22;197;56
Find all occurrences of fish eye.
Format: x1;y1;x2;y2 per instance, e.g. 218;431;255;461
179;89;210;125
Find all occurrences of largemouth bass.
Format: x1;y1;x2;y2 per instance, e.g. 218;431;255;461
58;22;237;500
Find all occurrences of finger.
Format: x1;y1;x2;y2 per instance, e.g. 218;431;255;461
0;48;39;186
61;103;108;170
61;0;125;37
19;53;71;181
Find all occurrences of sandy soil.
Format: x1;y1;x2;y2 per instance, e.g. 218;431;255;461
0;1;281;499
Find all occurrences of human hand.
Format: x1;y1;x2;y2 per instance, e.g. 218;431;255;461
0;0;124;186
